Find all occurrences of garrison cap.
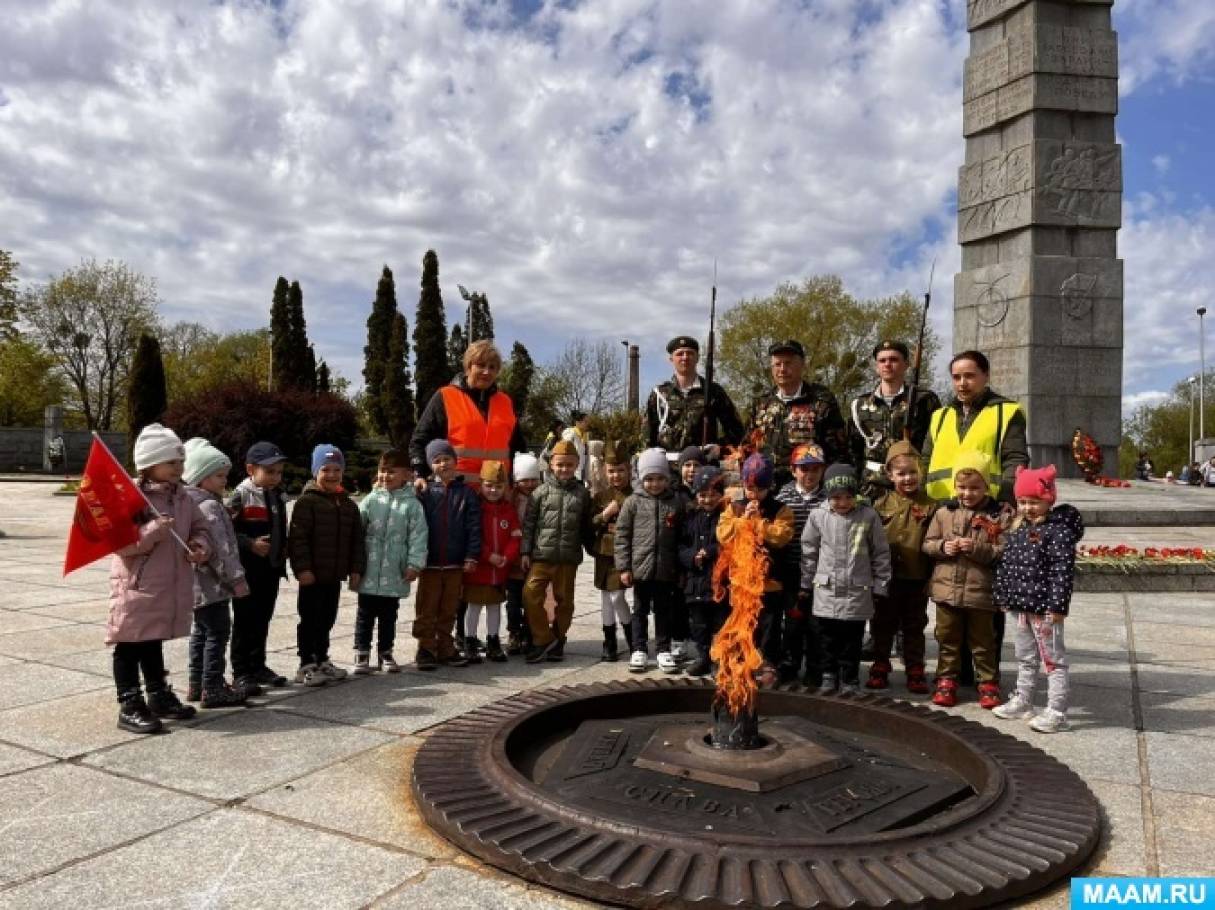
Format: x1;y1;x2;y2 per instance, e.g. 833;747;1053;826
666;336;700;354
873;339;911;360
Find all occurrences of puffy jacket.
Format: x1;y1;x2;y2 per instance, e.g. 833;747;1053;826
227;477;288;577
873;489;937;582
358;485;428;597
287;483;366;584
921;498;1009;611
800;502;892;621
522;477;592;565
107;481;209;645
717;496;796;592
679;506;722;602
995;504;1084;616
186;486;247;607
615;487;683;582
418;476;482;567
467;497;522;587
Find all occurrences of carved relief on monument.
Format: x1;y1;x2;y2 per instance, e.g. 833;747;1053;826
964;26;1118;101
963;73;1117;135
967;0;1112;31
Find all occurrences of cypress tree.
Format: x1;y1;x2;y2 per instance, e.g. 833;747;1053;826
384;311;416;446
500;341;535;418
286;280;313;390
305;343;318;393
363;265;396;433
317;360;331;393
126;332;167;464
469;293;494;342
412;249;448;412
270;276;291;391
447;323;467;379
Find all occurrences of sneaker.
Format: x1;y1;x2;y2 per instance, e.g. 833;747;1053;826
185;682;202;702
840;683;861;696
415;649;438;671
865;660;891;690
353;652;373;675
147;684;197;720
379;651;401;673
671;641;690;664
233;676;265;698
628;650;649;673
977;682;1003;710
485;636;507;663
295;663;327;687
905;665;930;695
117;694;162;734
819;673;838;693
1028;708;1069;733
317;661;348;681
993;693;1036;720
931;678;958;708
525;639;559;664
201;683;248;709
656;652;681;674
255;667;290;688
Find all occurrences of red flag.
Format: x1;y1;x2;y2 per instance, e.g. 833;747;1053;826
63;438;148;575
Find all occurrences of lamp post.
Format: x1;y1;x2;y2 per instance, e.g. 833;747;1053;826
621;339;629;409
1200;308;1208;446
1190;376;1199;465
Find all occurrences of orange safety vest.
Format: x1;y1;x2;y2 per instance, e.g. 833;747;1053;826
439;385;516;484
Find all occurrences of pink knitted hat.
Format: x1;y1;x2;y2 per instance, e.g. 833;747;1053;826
1013;464;1057;503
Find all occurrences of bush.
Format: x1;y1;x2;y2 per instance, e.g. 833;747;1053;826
165;383;359;494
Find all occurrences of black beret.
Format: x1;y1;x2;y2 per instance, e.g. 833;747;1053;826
667;336;700;354
768;339;805;358
872;339;911;360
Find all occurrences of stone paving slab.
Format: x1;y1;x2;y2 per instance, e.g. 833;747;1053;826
375;863;598;909
0;661;110;710
0;741;54;778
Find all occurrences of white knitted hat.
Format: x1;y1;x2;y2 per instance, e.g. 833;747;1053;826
183;437;232;485
513;452;541;482
637;448;671;480
133;423;185;470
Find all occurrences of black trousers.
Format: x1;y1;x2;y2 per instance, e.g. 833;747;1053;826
296;582;341;666
189;600;232;690
756;590;786;666
669;588;689;644
780;592;823;684
958;609;1006;685
231;566;281;679
818;617;866;686
505;578;529;642
689;599;729;661
354;593;400;652
112;640;166;700
631;580;674;653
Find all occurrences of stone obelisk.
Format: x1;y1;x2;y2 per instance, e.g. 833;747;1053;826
955;0;1122;475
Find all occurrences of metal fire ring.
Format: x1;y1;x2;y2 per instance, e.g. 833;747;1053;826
411;679;1102;909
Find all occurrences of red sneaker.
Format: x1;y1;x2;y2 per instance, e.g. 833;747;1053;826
978;682;1003;710
865;660;891;690
931;678;958;707
906;665;930;694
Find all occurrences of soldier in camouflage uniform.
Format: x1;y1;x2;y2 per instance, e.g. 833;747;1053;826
643;336;745;454
746;340;848;489
848;340;941;499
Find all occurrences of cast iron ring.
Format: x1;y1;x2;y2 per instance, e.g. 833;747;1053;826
411;679;1101;909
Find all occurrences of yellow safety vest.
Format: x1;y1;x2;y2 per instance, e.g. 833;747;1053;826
924;401;1020;501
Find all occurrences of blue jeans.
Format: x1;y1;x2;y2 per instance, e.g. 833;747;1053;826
189;600;232;691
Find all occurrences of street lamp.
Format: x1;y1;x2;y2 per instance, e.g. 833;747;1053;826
1200;307;1208;445
621;340;630;408
1190;376;1199;465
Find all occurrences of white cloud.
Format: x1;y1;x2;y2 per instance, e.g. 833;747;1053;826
1152;154;1171;175
1116;0;1215;94
1122;389;1169;416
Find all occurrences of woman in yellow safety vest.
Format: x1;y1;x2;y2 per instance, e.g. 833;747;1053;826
922;350;1029;504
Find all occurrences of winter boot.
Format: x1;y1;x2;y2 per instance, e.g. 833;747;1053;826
931;678;958;708
485;635;507;663
506;631;524;655
865;659;892;690
464;636;484;665
117;691;162;734
905;664;930;694
147;680;197;720
601;625;619;662
548;637;566;661
977;681;1003;710
200;683;248;709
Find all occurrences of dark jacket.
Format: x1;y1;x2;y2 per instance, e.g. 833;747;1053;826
287;483;366;584
522;477;593;565
995;505;1084;616
418;476;481;567
775;479;825;588
848;384;941;496
409;375;529;478
615;487;683;582
747;381;848;486
227;477;288;577
644;376;745;451
679;505;722;602
921;388;1029;503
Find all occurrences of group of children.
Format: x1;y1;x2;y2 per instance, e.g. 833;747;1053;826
104;421;1082;737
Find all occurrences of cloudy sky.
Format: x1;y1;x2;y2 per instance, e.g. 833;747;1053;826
2;0;1213;410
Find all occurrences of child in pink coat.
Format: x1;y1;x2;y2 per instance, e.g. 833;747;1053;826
107;424;209;734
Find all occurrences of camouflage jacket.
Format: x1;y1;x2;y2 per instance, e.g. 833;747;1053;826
643;376;744;452
746;382;848;485
848;384;941;496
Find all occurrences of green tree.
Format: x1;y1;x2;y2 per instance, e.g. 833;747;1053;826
270;276;291;391
0;336;68;426
384;311;416;446
447;323;467;379
471;293;494;342
21;258;159;430
317;360;331;393
717;275;939;407
363;265;397;434
413;249;448;413
305;342;318;394
1121;373;1214;478
0;249;19;341
499;341;535;420
520;370;567;445
161;324;270;401
286;280;315;391
126;332;167;462
542;338;625;416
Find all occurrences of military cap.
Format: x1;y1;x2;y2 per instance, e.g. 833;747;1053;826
479;460;507;484
872;339;911;360
603;439;629;466
768;339;805;358
666;336;700;354
550;439;579;459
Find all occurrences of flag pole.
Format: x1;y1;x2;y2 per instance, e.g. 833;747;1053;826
91;432;194;556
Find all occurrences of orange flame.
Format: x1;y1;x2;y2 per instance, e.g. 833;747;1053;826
709;515;769;718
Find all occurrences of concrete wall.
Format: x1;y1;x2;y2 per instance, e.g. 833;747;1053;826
0;428;127;474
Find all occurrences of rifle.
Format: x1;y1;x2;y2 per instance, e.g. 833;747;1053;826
904;258;935;441
702;261;717;445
